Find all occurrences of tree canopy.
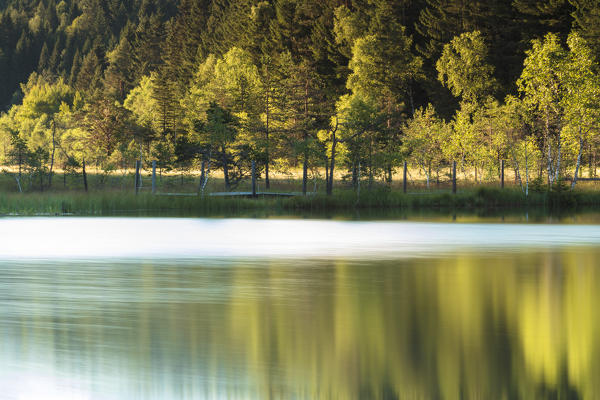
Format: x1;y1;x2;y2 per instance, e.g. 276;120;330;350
1;0;600;193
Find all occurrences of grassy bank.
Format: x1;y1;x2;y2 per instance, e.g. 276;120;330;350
284;186;600;210
0;185;599;216
2;168;600;216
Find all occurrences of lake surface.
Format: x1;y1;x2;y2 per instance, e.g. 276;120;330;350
1;217;600;399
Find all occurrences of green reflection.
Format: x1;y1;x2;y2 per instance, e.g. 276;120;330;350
1;249;600;398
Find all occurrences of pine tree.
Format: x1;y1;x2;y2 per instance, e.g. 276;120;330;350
416;0;475;61
45;0;59;31
37;42;50;72
104;35;136;101
570;0;600;57
246;1;276;65
48;36;62;73
132;14;165;76
69;48;82;86
266;0;346;194
58;35;74;75
513;0;574;40
158;0;210;96
76;49;103;93
0;47;8;108
0;11;17;57
153;68;180;141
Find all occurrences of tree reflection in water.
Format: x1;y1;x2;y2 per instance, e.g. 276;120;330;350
0;248;598;399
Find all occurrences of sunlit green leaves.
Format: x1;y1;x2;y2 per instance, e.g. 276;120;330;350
437;31;497;104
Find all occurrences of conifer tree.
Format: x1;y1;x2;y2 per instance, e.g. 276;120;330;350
69;49;82;86
48;36;62;72
76;49;103;93
132;14;165;76
570;0;600;57
104;35;136;101
37;42;50;72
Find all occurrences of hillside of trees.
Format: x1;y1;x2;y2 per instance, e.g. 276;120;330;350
0;0;598;194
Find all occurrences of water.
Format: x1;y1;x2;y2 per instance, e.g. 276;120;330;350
1;217;600;399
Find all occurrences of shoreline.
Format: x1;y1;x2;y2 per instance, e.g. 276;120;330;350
0;187;599;217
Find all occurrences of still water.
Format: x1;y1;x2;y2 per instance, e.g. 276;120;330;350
1;217;600;399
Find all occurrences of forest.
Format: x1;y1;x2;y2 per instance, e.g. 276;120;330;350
0;0;598;195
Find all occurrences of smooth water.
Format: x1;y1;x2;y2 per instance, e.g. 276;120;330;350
2;217;600;399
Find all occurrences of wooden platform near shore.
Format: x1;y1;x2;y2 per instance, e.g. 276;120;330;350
154;192;199;197
563;177;600;182
154;191;302;198
209;191;299;197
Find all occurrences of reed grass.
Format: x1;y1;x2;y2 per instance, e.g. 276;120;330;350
0;184;599;217
1;167;599;215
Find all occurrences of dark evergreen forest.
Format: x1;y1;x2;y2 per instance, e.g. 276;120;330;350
0;0;586;113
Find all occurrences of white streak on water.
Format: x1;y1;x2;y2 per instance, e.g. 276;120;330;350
0;218;599;260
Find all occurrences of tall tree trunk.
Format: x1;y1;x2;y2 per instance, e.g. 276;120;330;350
302;138;308;195
49;119;56;187
511;149;523;192
588;143;593;178
547;139;553;185
368;138;373;190
357;162;361;196
525;145;529;197
222;146;230;190
265;135;270;189
82;158;88;192
200;149;212;195
327;136;337;196
545;113;553;185
555;131;562;182
302;78;309;196
325;160;329;193
265;72;271;190
571;133;584;190
420;162;430;189
198;159;206;194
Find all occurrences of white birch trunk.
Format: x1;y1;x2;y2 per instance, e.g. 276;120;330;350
555;131;562;182
571;133;584;190
525;144;529;197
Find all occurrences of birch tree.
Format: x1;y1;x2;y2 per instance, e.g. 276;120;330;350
561;33;600;188
517;33;568;185
403;104;449;187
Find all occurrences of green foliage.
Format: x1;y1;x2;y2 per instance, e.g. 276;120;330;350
403;104;449;185
330;93;383;171
20;75;74;119
518;33;567;119
347;22;422;109
124;75;159;132
203;102;238;148
530;176;547;193
436;31;497;104
76;97;135;158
